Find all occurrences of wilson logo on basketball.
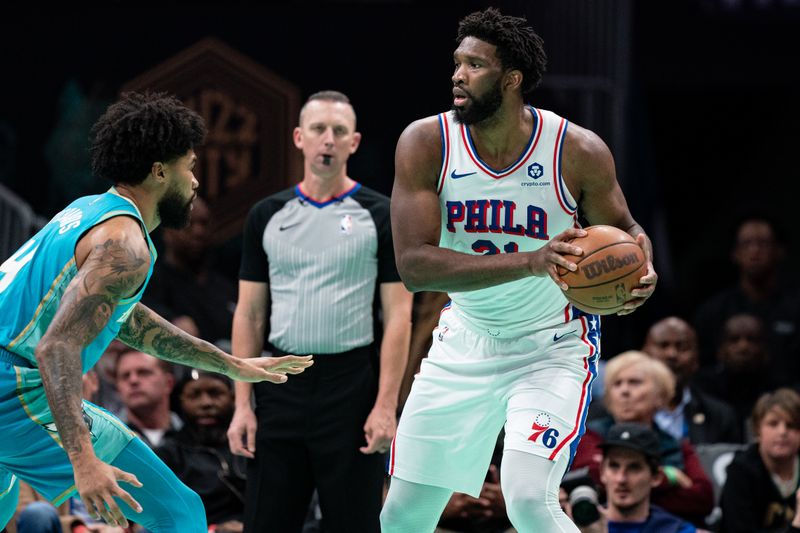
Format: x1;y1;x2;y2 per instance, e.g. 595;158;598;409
581;252;640;280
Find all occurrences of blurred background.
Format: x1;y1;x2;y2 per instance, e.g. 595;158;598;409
1;0;798;355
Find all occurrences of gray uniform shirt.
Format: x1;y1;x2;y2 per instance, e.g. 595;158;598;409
239;183;400;354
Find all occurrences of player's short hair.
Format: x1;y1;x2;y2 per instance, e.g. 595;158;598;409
299;90;356;127
751;388;800;435
90;91;206;186
456;7;547;94
603;350;676;411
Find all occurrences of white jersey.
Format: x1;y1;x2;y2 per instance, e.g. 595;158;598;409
437;106;578;337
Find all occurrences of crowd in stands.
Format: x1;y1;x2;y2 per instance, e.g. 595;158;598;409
4;207;800;533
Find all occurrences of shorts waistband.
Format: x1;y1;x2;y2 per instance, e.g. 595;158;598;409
0;347;34;368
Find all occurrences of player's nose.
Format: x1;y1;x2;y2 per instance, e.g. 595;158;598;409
452;66;467;86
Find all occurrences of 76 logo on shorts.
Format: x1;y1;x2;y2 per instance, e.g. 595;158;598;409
528;412;560;449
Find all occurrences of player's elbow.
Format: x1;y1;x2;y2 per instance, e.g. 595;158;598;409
34;337;68;366
396;256;432;293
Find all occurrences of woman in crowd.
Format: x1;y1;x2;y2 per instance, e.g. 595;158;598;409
572;351;714;525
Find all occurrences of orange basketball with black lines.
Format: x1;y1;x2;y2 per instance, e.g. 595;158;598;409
556;225;647;315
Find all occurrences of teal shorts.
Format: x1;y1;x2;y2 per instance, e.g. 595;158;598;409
0;361;135;505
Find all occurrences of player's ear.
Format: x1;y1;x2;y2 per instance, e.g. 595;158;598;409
504;69;523;92
151;162;167;183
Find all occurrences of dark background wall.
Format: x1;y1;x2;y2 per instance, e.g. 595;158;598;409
1;0;798;353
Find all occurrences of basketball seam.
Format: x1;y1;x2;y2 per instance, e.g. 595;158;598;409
567;300;619;311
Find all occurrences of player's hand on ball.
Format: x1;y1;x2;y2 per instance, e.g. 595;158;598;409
617;234;658;316
528;227;587;288
230;355;314;383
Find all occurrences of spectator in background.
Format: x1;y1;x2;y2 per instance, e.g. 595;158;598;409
694;313;777;433
643;317;741;444
719;388;800;533
572;351;714;525
115;350;182;448
694;214;800;385
576;423;704;533
92;339;127;416
157;370;245;533
142;196;236;347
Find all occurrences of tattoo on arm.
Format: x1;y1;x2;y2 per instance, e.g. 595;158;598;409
119;304;230;375
37;237;149;457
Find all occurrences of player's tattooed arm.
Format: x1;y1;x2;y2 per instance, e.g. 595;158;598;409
118;303;229;374
119;303;313;384
36;236;150;459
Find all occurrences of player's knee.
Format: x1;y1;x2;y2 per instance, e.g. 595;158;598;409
379;497;415;532
145;484;206;533
175;486;206;530
505;486;562;528
379;500;401;530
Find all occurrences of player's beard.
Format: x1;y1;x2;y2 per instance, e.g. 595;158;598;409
158;185;194;229
452;78;503;125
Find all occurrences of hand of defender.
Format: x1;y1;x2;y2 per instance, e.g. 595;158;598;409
229;355;314;383
73;458;142;528
528;227;587;289
617;234;658;316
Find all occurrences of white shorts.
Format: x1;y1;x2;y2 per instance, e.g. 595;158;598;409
389;304;600;497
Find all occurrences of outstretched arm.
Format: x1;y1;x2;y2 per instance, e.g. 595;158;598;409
36;218;148;527
118;302;311;383
391;117;585;293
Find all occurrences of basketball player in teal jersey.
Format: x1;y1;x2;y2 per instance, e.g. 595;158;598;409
381;8;657;533
0;92;313;532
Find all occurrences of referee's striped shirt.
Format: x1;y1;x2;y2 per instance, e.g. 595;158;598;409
239;182;400;355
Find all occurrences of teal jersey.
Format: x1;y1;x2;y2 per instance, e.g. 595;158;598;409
0;188;156;372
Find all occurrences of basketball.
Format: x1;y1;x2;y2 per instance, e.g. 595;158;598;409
556;225;647;315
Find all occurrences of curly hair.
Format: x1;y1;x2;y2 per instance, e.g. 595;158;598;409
90;91;206;186
456;7;547;94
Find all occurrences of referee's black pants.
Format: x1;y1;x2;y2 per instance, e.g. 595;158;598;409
244;345;384;533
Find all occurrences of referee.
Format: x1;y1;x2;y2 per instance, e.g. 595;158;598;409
227;90;412;533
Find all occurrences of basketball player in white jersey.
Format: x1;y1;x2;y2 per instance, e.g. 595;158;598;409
380;8;657;532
